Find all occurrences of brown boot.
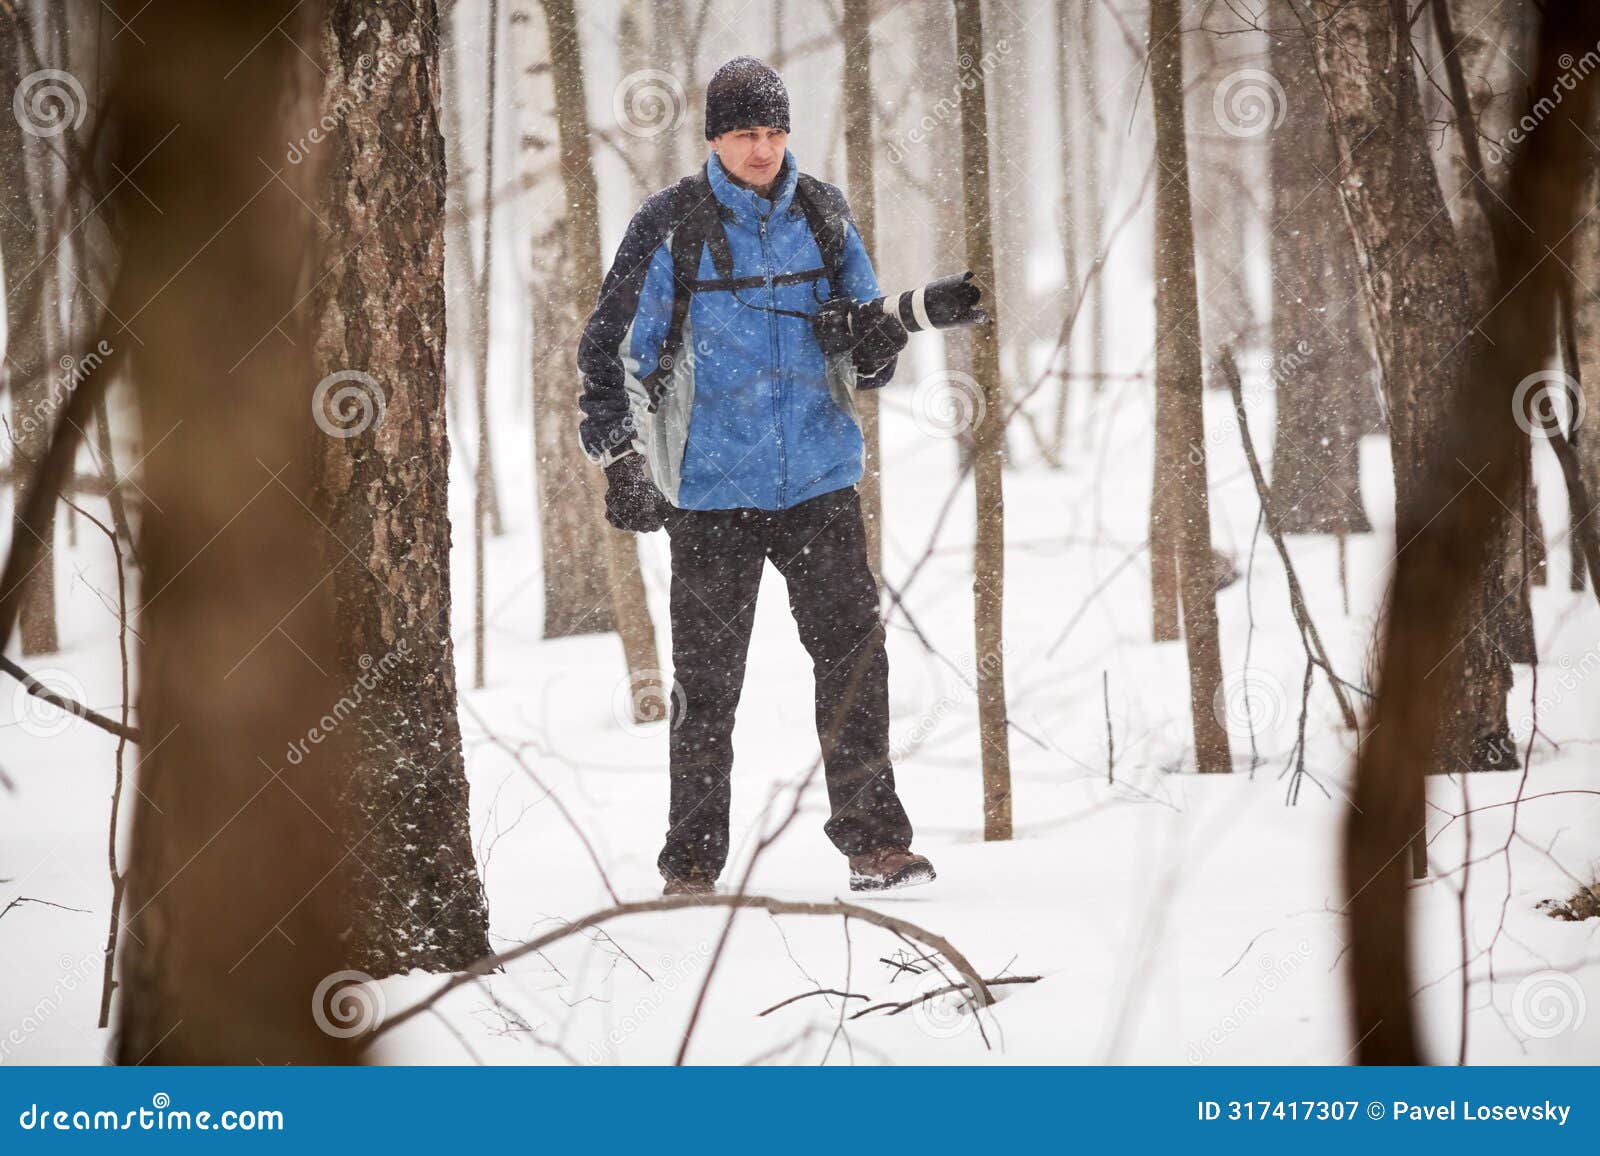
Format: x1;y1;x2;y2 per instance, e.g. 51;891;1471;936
662;870;717;897
848;847;936;892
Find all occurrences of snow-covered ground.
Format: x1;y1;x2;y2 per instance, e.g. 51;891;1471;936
3;351;1598;1065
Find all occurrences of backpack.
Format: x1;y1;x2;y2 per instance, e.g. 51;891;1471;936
641;168;853;405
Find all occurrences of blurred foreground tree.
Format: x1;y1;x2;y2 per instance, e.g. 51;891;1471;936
1342;0;1600;1063
80;0;355;1063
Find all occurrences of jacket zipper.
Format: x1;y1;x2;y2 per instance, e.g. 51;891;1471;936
759;211;786;507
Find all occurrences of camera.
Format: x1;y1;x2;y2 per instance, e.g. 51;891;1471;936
812;270;988;358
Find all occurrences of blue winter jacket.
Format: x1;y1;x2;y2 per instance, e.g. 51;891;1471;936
577;148;895;511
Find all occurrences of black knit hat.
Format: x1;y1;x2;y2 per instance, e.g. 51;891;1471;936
704;56;790;140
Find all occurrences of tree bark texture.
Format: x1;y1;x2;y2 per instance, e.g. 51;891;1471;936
1308;0;1512;771
1267;0;1375;536
311;0;493;976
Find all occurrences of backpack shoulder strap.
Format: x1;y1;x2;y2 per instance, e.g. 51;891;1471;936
646;169;732;400
791;173;853;299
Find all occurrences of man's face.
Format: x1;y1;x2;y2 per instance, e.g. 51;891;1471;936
711;127;789;191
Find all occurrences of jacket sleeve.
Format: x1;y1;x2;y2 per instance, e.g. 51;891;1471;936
577;190;676;459
834;215;899;390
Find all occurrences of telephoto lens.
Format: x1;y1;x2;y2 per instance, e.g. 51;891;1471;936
812;270;988;358
881;270;988;334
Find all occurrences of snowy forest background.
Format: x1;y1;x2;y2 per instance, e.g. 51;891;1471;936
1;0;1598;1065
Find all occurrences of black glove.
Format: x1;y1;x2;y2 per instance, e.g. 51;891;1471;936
603;451;671;533
812;297;908;376
851;307;908;377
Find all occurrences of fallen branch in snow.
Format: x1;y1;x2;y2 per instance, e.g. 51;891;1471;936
849;974;1041;1019
757;988;869;1017
878;953;931;977
365;894;995;1049
0;654;142;743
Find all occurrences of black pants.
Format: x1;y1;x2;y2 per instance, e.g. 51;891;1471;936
658;484;914;880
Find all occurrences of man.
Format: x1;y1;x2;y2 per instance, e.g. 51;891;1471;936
577;56;935;896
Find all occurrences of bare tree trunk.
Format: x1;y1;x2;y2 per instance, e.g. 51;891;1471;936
0;10;63;656
1051;0;1080;456
1308;0;1513;774
1150;0;1232;776
1149;377;1182;642
1078;0;1108;444
1430;0;1541;660
473;0;499;690
441;13;503;539
541;0;662;707
1186;5;1259;356
1267;0;1374;536
987;0;1028;411
112;0;354;1063
1143;0;1182;646
953;0;1012;841
310;0;492;976
655;0;693;187
842;0;883;584
1572;133;1600;554
920;2;977;474
1342;0;1599;1064
504;3;617;640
